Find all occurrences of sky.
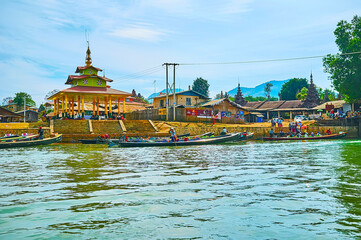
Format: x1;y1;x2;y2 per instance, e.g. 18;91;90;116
0;0;360;106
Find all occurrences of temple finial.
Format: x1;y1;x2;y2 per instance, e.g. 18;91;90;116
310;71;313;84
85;41;92;66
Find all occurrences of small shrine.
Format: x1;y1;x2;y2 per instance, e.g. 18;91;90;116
48;44;132;118
303;73;320;108
234;83;247;106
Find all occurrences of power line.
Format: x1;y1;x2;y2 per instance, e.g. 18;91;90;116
112;66;164;84
178;51;361;66
116;65;163;80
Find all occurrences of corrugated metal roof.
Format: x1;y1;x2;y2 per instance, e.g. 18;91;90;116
313;100;345;110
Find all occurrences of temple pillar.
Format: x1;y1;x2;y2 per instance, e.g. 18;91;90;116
72;98;75;117
68;98;71;115
290;111;293;120
93;97;95;116
96;97;99;116
62;96;65;117
105;97;108;117
123;97;126;114
81;95;85;114
64;95;68;117
57;98;60;116
277;111;280;118
267;111;269;120
109;95;112;118
117;98;120;115
54;99;57;117
78;96;80;116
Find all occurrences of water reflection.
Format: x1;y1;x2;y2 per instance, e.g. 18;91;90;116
1;141;361;239
335;141;361;237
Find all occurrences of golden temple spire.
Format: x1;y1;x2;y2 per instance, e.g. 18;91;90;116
85;41;92;66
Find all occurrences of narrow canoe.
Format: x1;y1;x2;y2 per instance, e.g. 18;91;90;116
112;132;241;147
263;132;347;141
0;134;62;149
0;134;38;142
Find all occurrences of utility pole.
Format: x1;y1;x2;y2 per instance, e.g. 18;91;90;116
172;64;176;121
23;97;26;123
153;80;156;95
162;63;179;121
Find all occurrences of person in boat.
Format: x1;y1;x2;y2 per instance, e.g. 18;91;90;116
270;128;274;137
297;132;302;138
38;127;44;140
169;127;177;142
220;127;227;135
304;132;308;137
311;132;314;137
326;129;332;135
279;130;285;137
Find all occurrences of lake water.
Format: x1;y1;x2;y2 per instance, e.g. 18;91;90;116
1;140;361;239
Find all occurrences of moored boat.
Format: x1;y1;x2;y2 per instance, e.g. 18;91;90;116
263;132;347;141
0;134;38;142
0;134;62;149
111;132;241;147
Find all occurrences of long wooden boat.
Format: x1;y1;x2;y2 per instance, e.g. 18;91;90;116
0;134;38;142
0;134;62;149
112;132;241;147
263;132;347;141
0;135;19;139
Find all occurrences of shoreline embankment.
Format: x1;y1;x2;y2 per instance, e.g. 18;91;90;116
0;120;359;143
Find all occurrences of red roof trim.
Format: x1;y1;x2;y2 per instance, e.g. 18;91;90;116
75;65;103;73
65;75;114;84
58;86;132;96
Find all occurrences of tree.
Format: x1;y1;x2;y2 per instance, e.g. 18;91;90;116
13;92;36;109
44;89;59;101
296;87;308;100
38;104;46;112
2;97;13;106
279;78;309;100
264;83;273;100
323;15;361;102
192;77;210;97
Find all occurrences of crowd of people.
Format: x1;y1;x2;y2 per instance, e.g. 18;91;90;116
270;121;333;138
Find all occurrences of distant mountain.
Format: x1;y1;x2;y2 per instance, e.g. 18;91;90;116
227;79;290;98
147;88;184;103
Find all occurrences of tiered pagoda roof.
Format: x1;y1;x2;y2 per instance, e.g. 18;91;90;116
302;73;320;108
234;83;247;106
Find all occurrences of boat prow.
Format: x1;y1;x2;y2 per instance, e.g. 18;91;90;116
0;134;62;149
263;132;347;141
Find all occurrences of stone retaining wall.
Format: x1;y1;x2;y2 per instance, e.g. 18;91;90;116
2;120;355;143
174;125;359;139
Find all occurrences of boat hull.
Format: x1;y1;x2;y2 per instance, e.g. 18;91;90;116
0;134;62;149
114;133;241;147
263;132;347;141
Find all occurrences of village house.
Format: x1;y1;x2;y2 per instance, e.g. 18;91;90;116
201;98;261;123
2;103;36;113
15;109;39;122
152;90;209;109
0;106;22;122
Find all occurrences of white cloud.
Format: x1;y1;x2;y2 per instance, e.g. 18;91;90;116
220;0;253;14
109;25;168;42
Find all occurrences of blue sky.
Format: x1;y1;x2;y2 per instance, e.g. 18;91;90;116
0;0;360;105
